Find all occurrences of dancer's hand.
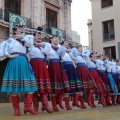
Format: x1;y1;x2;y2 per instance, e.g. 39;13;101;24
7;54;19;58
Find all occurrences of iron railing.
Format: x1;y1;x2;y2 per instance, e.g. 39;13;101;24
0;8;32;28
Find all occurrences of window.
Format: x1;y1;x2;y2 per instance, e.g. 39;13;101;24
4;0;21;22
104;46;116;59
46;8;57;28
101;0;113;8
102;20;115;41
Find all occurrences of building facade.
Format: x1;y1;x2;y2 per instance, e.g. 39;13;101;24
90;0;120;59
72;30;80;44
0;0;73;42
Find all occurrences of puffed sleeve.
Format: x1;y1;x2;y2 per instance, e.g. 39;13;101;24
43;42;51;55
22;35;34;47
69;47;78;60
57;45;67;57
82;50;90;57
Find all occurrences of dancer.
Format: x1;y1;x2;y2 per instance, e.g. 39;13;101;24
70;45;96;107
44;35;70;111
105;58;118;105
85;51;107;107
29;31;53;113
96;54;113;106
59;40;86;109
1;25;38;116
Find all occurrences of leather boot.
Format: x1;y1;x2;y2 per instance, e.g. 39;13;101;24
51;96;59;112
24;94;38;115
91;95;96;107
33;92;39;112
41;94;53;113
79;95;87;109
11;95;21;116
72;94;81;108
64;97;72;110
112;95;117;105
116;95;120;104
58;93;64;109
106;93;112;106
99;93;106;107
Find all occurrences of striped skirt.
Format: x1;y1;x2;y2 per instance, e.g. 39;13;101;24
30;58;52;94
48;59;70;94
76;63;96;92
98;70;113;93
1;55;37;93
89;68;107;94
62;61;83;93
107;72;118;94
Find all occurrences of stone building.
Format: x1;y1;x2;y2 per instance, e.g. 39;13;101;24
0;0;73;43
90;0;120;59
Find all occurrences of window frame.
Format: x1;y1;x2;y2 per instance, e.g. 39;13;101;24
101;0;113;8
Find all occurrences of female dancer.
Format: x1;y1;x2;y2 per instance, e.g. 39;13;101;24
96;55;113;106
85;51;107;107
70;45;96;107
1;25;38;116
43;35;70;111
59;41;86;109
105;58;118;105
29;31;53;113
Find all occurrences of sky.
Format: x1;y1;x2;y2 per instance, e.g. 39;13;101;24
71;0;92;46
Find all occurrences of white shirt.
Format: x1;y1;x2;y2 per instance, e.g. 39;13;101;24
105;60;113;73
85;57;96;69
96;59;106;71
29;46;45;59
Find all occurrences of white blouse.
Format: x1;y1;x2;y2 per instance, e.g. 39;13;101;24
85;57;96;69
96;59;106;71
5;35;34;55
69;48;85;64
28;46;45;59
116;66;120;74
111;61;117;73
104;60;113;73
43;42;60;59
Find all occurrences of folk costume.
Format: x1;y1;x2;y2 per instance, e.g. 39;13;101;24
85;52;107;107
44;42;70;111
1;25;38;116
105;60;118;105
96;59;113;106
29;32;52;113
70;48;96;107
58;45;86;109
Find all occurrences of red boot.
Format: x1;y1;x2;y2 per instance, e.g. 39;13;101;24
116;95;120;104
11;95;21;116
33;92;39;112
51;96;59;112
72;94;81;108
99;93;106;107
91;96;96;107
79;96;87;109
86;90;94;107
58;93;64;109
112;95;117;105
106;93;112;106
64;97;72;110
41;94;53;113
24;94;38;115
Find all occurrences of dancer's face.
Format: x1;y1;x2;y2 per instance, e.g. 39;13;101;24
52;36;59;45
15;27;25;35
78;46;83;53
34;34;41;43
63;41;69;49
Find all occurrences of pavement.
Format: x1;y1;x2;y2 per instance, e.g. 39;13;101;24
0;102;120;120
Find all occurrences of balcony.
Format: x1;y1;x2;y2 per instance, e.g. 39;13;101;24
0;8;32;28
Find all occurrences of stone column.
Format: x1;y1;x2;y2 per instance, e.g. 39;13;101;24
63;0;72;40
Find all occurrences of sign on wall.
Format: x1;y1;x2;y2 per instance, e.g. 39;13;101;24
9;13;26;37
51;27;65;42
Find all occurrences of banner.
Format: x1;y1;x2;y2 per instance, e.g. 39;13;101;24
9;13;26;37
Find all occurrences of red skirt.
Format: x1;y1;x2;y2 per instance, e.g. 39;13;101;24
48;62;70;94
89;70;107;94
30;60;52;94
113;74;120;92
98;72;113;93
76;66;96;92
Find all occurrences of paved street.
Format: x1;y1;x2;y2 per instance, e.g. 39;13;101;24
0;102;120;120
